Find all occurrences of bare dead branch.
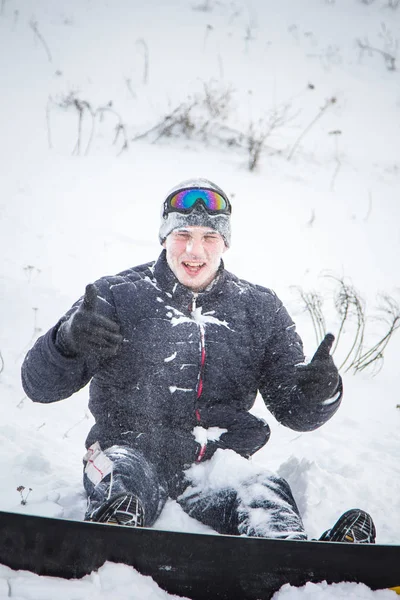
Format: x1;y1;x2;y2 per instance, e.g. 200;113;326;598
357;37;396;71
297;275;399;376
50;93;128;156
350;295;400;373
247;105;292;171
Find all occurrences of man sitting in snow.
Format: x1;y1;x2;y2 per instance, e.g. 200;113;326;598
21;178;375;543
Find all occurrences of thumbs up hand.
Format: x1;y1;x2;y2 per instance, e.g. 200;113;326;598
296;334;340;402
56;284;123;359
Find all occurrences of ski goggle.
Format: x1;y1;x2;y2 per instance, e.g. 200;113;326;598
164;188;231;216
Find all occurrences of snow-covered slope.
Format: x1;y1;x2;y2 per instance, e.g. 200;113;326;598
0;0;399;597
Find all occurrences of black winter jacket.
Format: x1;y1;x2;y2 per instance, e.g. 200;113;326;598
21;251;342;472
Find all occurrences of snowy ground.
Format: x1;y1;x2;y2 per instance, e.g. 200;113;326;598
1;0;400;597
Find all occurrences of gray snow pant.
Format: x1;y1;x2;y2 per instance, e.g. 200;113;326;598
83;445;306;540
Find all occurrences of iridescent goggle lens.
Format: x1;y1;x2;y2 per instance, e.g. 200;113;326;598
167;188;231;215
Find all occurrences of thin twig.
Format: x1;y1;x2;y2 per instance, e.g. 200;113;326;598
46;97;53;149
72;99;95;156
17;395;27;409
113;123;129;155
329;130;342;191
125;78;136;100
288;97;336;160
295;288;326;346
136;39;149;84
30;19;52;63
332;291;349;355
364;191;372;222
341;300;364;371
63;413;90;438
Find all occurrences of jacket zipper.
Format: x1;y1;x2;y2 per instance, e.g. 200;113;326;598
191;294;207;462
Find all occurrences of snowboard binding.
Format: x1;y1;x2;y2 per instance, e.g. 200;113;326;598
319;509;376;544
87;493;145;527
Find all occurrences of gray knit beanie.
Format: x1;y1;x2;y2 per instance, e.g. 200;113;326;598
159;178;232;247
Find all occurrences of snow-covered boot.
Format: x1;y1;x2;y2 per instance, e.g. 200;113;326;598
319;509;376;543
87;493;145;527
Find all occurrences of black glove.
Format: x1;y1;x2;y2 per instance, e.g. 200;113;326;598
296;333;340;402
170;431;200;469
56;284;123;359
197;406;270;459
140;429;200;476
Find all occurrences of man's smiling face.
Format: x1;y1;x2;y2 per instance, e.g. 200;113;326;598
163;226;227;292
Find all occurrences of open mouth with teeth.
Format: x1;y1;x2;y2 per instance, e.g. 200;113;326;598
182;261;206;275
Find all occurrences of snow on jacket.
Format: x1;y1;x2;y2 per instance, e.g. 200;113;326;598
21;251;342;471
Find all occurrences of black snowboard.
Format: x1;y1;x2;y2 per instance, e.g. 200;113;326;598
0;510;398;599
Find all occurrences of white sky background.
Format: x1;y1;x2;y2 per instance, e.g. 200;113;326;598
0;0;400;597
